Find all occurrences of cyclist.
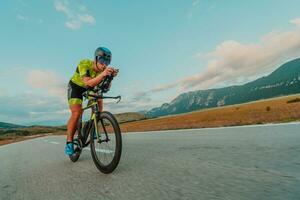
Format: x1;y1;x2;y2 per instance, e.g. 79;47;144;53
65;47;118;155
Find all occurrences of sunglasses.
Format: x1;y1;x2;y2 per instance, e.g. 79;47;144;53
97;57;111;66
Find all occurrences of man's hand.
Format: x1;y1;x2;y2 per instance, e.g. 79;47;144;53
102;67;114;76
112;68;119;77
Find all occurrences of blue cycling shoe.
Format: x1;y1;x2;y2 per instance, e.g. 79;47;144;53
64;142;74;155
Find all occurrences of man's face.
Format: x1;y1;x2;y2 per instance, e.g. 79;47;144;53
96;62;107;71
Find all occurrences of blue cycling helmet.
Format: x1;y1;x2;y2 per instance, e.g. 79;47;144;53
95;47;112;66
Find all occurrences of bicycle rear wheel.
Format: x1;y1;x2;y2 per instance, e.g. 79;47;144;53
90;111;122;173
69;138;82;162
69;119;84;162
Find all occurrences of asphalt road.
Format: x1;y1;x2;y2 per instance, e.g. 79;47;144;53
1;123;300;200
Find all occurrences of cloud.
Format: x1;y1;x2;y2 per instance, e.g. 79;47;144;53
115;84;179;113
54;0;72;17
290;18;300;26
181;22;300;90
192;0;200;7
0;67;73;124
187;0;201;20
26;70;67;100
17;14;28;21
0;66;26;77
100;85;164;113
0;93;68;124
17;15;44;25
54;0;95;30
131;91;150;102
16;14;43;24
131;82;178;100
78;5;87;12
150;82;178;93
15;1;44;24
188;0;216;20
65;20;81;29
78;14;95;24
0;69;69;124
0;90;6;97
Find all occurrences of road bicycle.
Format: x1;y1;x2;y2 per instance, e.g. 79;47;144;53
69;73;122;174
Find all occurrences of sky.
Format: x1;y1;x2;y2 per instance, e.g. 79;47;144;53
1;0;300;125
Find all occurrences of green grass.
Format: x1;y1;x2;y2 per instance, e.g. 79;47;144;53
0;126;66;140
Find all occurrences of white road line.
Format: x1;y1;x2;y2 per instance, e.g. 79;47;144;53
49;141;60;145
84;148;114;154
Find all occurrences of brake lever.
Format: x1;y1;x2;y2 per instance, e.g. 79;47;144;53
116;95;121;103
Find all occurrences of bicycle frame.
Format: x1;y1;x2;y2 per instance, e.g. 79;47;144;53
80;93;120;147
75;74;121;147
82;101;99;136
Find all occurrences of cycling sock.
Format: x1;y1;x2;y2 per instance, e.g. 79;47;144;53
66;141;73;144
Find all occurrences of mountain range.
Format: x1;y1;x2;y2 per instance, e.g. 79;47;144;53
0;122;25;129
146;58;300;118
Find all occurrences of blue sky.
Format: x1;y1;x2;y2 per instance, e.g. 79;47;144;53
1;0;300;125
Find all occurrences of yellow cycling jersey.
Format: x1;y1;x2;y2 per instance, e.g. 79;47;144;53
70;59;103;88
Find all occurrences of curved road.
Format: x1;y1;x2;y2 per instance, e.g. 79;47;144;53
1;123;300;200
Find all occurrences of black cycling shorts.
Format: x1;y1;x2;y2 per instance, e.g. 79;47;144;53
67;81;87;105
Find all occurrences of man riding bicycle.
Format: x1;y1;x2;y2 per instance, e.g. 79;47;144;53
65;47;118;155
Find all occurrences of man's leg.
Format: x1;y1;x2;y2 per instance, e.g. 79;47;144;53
66;104;82;142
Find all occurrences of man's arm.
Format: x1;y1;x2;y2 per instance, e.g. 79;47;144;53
82;73;105;88
82;68;115;88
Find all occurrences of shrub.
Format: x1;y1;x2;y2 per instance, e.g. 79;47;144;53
287;98;300;104
15;130;31;136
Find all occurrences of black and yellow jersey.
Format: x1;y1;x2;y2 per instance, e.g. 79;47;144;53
70;59;103;88
68;59;103;105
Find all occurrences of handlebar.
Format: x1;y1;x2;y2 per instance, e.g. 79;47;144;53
83;72;121;103
86;73;115;93
84;93;121;103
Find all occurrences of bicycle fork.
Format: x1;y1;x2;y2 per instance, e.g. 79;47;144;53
93;111;110;144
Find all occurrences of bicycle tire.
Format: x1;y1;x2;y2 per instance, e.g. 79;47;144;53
90;111;122;173
69;117;84;162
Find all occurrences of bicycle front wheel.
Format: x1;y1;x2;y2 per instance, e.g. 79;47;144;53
90;111;122;174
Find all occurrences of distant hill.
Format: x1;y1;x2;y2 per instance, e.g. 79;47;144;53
25;120;67;126
0;122;25;129
146;58;300;118
115;112;146;123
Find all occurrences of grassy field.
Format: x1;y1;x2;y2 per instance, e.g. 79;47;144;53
119;94;300;132
0;126;65;146
1;94;300;146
